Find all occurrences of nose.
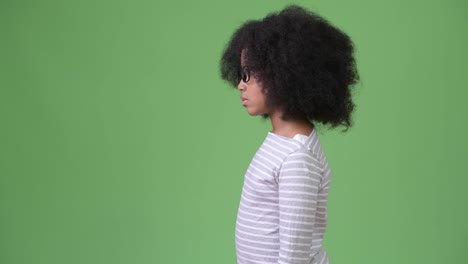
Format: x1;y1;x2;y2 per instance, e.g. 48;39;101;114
237;80;246;91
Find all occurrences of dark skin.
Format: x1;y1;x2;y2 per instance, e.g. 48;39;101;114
269;111;314;138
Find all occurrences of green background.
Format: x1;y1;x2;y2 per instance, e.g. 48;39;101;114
1;0;467;263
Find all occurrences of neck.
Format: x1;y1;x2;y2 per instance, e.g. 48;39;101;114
268;109;314;138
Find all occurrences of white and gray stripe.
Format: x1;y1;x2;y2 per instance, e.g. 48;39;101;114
235;128;331;264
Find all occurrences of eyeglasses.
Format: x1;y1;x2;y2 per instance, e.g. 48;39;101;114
238;66;255;83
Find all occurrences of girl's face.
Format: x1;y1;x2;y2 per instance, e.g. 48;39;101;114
237;50;270;116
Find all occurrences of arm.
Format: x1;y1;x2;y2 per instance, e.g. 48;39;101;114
277;151;322;264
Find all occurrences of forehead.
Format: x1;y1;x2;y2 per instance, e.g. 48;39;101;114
240;49;248;65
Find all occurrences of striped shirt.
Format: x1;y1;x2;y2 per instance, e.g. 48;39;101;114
235;128;331;264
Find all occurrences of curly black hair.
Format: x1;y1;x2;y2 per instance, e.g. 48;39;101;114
220;5;359;131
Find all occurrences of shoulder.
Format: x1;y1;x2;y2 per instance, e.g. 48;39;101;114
278;148;324;179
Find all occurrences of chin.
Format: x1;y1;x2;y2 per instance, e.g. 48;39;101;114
246;107;266;116
246;110;260;116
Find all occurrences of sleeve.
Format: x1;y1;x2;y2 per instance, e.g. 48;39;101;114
277;151;323;264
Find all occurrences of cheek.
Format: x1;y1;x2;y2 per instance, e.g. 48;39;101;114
259;91;268;105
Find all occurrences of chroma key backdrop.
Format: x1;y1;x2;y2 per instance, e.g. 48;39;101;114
1;0;467;264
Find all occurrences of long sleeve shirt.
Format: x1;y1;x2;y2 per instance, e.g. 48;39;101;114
235;128;331;264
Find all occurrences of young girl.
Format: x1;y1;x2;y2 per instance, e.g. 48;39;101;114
220;5;359;264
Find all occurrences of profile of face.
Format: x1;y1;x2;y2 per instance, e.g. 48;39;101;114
237;50;270;116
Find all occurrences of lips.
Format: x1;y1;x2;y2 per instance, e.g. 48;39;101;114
240;96;248;106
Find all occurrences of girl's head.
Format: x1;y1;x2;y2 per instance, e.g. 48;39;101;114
220;5;359;130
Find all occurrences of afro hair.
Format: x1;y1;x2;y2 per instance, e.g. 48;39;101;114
220;5;360;131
